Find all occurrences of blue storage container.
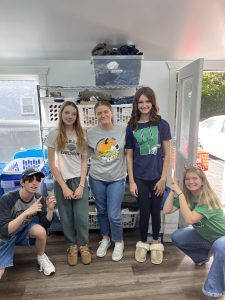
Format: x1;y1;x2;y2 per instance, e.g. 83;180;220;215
92;55;143;86
0;163;7;196
0;148;47;194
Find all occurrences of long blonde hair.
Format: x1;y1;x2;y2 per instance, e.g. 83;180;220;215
56;101;87;152
183;166;221;209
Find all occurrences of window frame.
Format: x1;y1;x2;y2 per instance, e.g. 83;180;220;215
20;95;35;115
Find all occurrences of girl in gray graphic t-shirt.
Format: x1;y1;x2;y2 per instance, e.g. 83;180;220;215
87;101;126;262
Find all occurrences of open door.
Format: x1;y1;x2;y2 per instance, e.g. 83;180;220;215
175;58;204;182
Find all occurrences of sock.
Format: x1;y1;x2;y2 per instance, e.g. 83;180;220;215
37;253;45;259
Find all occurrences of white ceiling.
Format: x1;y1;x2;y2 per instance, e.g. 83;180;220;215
0;0;225;61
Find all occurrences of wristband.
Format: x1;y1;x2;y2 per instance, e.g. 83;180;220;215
178;192;183;197
79;184;85;188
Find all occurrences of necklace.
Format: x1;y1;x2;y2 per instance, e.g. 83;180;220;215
66;128;75;137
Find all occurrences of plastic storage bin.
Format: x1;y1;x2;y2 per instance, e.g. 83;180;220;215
42;100;133;127
112;105;132;124
0;162;6;174
0;174;21;194
49;209;139;232
0;148;45;194
92;55;143;86
88;209;139;229
0;163;7;196
79;104;132;127
79;105;98;127
41;97;64;124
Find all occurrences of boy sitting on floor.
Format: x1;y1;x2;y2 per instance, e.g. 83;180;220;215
0;167;56;279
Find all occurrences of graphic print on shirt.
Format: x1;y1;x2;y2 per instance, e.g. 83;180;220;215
12;198;38;232
60;139;80;156
96;137;120;162
193;220;205;228
133;126;160;155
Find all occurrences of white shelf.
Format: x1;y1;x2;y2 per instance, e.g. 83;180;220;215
39;85;141;91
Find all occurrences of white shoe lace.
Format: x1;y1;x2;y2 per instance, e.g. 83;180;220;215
99;240;110;249
97;239;111;257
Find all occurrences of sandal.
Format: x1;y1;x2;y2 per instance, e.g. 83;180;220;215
135;241;150;263
149;243;164;264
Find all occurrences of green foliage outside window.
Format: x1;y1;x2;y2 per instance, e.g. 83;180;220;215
201;72;225;120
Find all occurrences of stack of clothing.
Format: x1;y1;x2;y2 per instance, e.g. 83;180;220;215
77;89;112;105
92;43;143;56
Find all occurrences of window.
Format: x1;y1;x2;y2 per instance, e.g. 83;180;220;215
0;80;39;120
20;96;35;115
0;80;41;162
202;119;216;128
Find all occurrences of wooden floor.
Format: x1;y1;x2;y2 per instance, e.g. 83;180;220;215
0;229;211;300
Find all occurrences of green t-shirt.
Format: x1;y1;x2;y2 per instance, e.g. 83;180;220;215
173;196;225;242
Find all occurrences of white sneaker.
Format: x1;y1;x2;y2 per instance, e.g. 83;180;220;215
37;253;55;276
96;239;111;257
112;241;124;262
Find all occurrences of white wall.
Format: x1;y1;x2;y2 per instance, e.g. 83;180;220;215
0;59;171;163
46;60;95;86
141;61;170;119
47;60;170;115
45;60;171;122
0;59;171;120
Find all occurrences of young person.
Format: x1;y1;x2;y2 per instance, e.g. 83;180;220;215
126;87;171;264
0;167;56;280
87;101;126;262
47;101;91;266
163;166;225;299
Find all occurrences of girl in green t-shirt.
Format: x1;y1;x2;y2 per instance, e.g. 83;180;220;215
163;166;225;298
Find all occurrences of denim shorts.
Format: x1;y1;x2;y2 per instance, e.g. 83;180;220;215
0;222;37;269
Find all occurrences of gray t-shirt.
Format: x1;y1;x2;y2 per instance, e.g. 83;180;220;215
87;124;126;181
0;190;51;241
46;128;83;180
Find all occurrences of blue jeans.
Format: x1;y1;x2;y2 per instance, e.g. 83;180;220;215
89;176;125;242
0;222;36;270
172;226;225;297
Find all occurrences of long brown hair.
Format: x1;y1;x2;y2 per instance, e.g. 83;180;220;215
128;87;161;130
183;166;222;209
56;101;87;152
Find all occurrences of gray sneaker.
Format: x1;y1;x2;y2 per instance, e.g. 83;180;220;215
96;239;111;257
37;253;55;276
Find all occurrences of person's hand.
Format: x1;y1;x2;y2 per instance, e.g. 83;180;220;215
171;176;182;195
129;181;138;197
73;185;84;200
46;195;56;210
25;197;42;217
62;185;75;200
154;179;166;197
